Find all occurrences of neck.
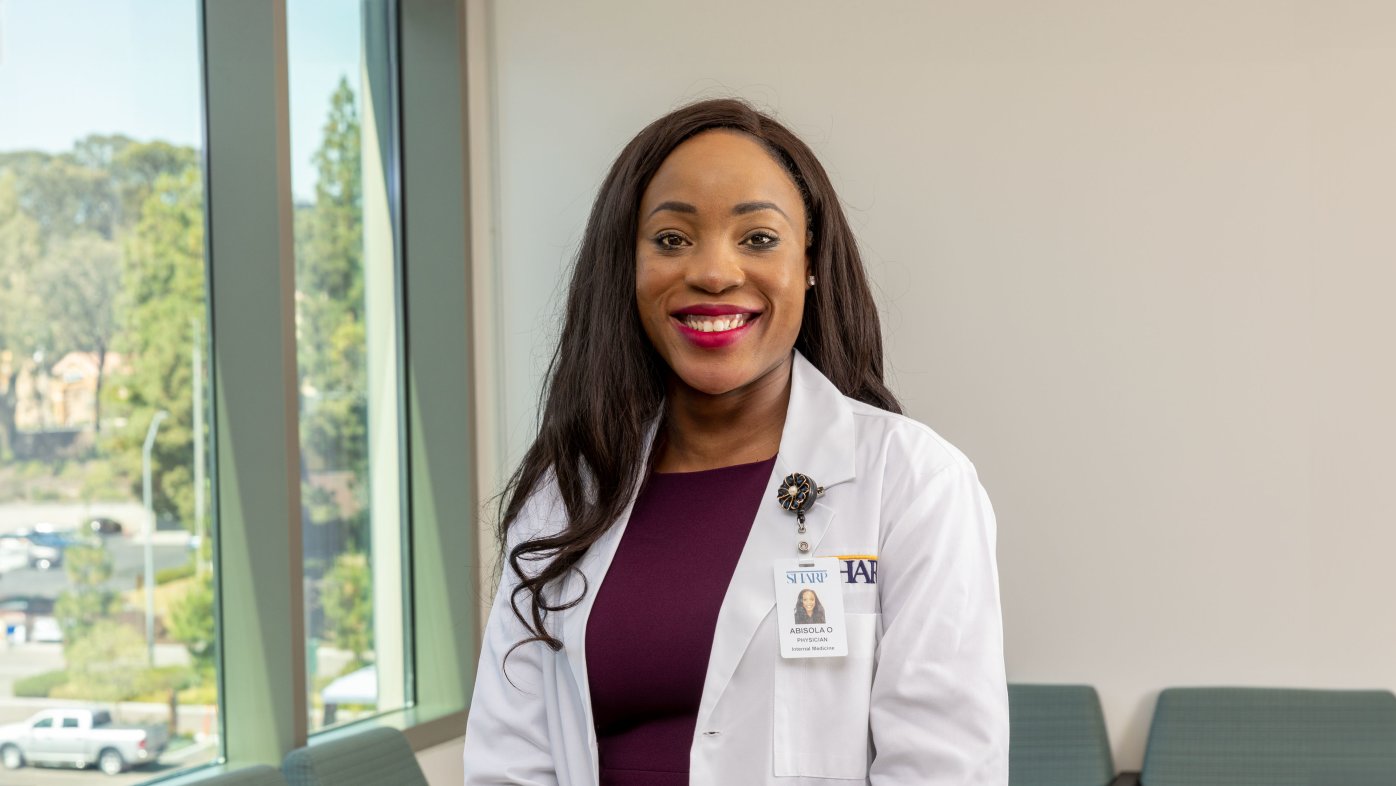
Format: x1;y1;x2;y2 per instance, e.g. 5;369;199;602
655;355;793;473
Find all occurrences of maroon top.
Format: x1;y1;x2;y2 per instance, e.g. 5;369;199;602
585;455;777;786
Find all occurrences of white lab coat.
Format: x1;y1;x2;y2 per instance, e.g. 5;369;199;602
463;351;1009;785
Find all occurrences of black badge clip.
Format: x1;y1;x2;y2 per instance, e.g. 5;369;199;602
776;473;825;553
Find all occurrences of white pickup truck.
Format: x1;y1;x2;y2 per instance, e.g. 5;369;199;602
0;707;168;775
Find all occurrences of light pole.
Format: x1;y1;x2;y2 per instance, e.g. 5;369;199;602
191;319;205;578
141;410;169;666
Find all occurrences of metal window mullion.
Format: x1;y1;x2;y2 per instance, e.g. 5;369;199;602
399;0;478;723
362;0;409;721
202;0;307;766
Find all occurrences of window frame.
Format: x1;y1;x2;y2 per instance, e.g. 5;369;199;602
151;0;479;780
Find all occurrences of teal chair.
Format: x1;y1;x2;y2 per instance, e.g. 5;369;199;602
1137;687;1396;786
199;765;290;786
1008;683;1119;786
282;726;429;786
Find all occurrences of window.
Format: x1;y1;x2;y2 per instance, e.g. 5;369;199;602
287;0;408;732
0;1;219;781
3;1;475;780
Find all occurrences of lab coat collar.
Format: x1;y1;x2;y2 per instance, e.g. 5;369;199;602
775;350;858;490
558;350;858;776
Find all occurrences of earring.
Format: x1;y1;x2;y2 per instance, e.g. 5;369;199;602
807;274;816;288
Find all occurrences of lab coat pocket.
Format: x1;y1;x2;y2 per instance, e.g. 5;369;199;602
773;612;879;780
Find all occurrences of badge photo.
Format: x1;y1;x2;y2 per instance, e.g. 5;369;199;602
772;557;848;658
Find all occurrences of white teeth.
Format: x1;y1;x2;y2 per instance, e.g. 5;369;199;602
682;313;750;332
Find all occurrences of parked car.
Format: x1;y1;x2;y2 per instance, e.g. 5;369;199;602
0;533;63;570
0;538;28;574
29;528;99;551
85;517;124;536
0;708;167;775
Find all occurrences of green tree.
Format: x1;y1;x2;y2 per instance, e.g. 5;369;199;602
296;77;369;549
320;551;372;666
103;166;206;525
0;170;45;459
168;571;216;671
54;545;118;644
110;139;198;224
17;149;121;243
0;136;191;459
35;232;123;434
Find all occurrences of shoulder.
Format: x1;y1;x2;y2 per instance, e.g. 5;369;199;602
845;396;977;482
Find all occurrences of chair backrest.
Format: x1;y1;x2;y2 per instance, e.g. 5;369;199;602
1141;687;1396;786
282;726;429;786
199;764;290;786
1008;683;1115;786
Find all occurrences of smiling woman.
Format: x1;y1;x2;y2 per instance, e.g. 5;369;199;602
636;129;812;466
463;99;1008;785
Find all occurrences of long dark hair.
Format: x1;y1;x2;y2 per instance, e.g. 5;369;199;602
498;98;900;652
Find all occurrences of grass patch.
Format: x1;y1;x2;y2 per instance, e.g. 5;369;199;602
13;668;69;698
156;562;196;585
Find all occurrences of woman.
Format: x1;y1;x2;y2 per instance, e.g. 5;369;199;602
793;589;826;625
464;99;1007;785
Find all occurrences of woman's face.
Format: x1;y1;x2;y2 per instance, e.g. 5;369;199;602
801;590;816;614
635;130;810;397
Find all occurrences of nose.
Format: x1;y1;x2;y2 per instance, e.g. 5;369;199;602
684;244;744;294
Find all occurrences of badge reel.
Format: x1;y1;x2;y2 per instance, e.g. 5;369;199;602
772;473;847;659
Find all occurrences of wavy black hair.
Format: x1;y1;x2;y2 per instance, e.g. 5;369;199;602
498;98;900;653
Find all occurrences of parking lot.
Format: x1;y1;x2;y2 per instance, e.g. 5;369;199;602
0;504;212;784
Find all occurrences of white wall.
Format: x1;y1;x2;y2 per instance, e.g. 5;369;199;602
480;0;1396;769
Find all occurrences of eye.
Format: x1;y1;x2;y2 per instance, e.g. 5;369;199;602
654;232;690;251
743;231;780;249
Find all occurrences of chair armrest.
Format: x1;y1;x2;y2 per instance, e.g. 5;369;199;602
1108;772;1141;786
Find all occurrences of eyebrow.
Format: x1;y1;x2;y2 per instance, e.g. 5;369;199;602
647;200;697;218
646;200;790;220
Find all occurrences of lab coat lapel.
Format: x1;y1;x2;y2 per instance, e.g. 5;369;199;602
696;351;857;728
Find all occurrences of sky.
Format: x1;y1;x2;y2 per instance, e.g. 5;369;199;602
0;0;363;201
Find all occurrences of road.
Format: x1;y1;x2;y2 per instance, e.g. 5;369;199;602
0;745;218;785
0;539;190;602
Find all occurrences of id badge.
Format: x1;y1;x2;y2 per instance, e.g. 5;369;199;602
772;558;848;658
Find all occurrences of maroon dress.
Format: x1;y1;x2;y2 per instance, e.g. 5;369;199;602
585;456;777;786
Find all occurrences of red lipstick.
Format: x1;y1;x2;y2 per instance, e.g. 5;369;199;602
670;304;761;349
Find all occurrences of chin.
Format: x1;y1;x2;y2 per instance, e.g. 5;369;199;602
673;354;787;398
672;361;756;397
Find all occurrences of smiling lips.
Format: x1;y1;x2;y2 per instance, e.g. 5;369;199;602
671;305;761;348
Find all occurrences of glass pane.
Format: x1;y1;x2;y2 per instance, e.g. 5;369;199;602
287;0;408;732
0;0;219;781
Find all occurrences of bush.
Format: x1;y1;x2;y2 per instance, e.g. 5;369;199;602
13;669;69;698
177;682;217;706
168;571;214;669
56;621;147;701
320;552;371;665
156;562;196;585
128;665;193;702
